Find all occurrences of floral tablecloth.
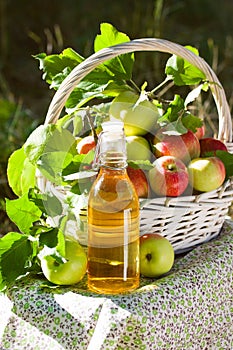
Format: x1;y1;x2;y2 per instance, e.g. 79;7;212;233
1;220;233;350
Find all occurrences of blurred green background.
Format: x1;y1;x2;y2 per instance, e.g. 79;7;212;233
0;0;233;234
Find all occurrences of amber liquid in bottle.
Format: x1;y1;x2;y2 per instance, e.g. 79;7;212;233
88;121;140;294
88;166;140;294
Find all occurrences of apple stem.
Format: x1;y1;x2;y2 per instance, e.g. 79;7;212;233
86;107;98;145
146;253;152;262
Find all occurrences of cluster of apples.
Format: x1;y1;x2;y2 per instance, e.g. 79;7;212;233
76;123;227;199
125;126;227;199
105;90;227;199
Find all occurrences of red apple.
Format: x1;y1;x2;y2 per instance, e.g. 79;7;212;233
199;137;227;157
188;156;226;192
127;166;149;198
148;156;189;197
153;129;200;164
194;125;205;140
77;135;96;154
140;233;174;278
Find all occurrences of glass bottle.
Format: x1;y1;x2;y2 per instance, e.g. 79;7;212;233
87;121;140;294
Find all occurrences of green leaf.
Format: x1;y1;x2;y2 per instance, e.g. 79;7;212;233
215;150;233;179
34;48;84;85
38;227;66;264
35;192;63;218
7;147;36;197
34;24;134;108
168;118;188;135
64;81;111;110
181;113;203;133
0;232;34;291
24;124;56;164
37;151;73;185
27;189;47;215
24;125;76;181
28;186;63;221
165;46;206;86
184;83;209;106
101;80;133;97
94;23;130;51
62;152;95;177
39;228;65;254
5;195;42;234
35;48;128;110
94;22;134;80
127;160;154;171
157;94;203;134
158;94;185;126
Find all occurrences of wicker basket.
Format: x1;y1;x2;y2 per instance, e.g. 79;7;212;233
40;38;233;253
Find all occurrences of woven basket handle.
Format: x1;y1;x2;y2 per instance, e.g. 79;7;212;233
45;38;232;142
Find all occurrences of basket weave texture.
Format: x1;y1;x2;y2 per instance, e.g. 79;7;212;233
40;38;233;253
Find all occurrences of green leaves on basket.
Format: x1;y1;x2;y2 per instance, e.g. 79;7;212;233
7;147;36;197
34;48;84;87
23;124;77;185
1;120;94;291
7;121;95;199
5;195;42;235
1;111;98;291
34;23;210;134
35;23;134;110
157;95;204;134
165;46;206;86
24;124;77;164
156;46;207;132
94;22;134;80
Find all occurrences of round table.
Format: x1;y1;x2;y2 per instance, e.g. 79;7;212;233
1;220;233;350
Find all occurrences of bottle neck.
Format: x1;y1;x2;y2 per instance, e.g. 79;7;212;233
99;151;127;171
93;121;127;171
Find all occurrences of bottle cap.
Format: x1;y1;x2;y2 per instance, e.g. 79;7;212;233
101;121;124;132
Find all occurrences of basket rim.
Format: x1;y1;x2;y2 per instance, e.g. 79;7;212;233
139;177;233;209
44;37;232;143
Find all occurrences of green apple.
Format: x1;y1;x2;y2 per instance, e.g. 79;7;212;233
140;233;174;278
109;91;159;136
40;239;87;285
187;156;226;192
126;135;151;161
